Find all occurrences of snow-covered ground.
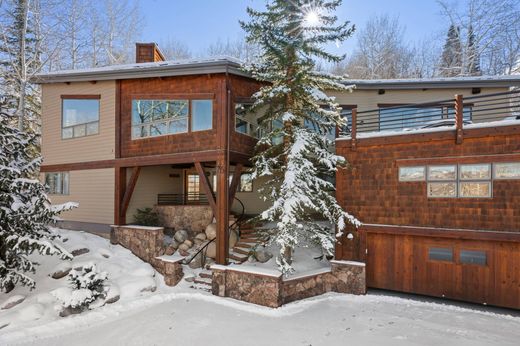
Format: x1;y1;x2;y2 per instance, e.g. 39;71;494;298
1;229;520;346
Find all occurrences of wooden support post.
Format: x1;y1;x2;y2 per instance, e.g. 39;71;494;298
228;163;243;206
216;156;229;265
120;166;141;222
194;161;217;217
455;94;464;144
351;108;357;151
114;167;126;225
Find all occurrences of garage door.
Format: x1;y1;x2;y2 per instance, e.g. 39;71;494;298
366;232;520;309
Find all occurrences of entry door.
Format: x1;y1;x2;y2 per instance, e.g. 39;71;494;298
184;172;200;203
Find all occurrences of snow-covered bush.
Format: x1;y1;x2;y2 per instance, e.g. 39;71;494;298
57;263;108;311
0;110;76;292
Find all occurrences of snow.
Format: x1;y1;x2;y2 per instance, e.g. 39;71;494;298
1;229;520;345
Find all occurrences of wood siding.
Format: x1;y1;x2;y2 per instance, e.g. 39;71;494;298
41;81;116;165
336;126;520;232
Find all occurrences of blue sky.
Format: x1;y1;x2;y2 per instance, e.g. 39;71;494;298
142;0;448;57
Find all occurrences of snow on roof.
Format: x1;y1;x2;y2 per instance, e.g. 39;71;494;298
342;75;520;89
34;56;247;83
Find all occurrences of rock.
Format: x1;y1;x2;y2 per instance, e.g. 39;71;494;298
171;240;180;249
183;239;193;248
188;253;203;269
178;243;190;252
1;295;25;310
206;242;216;259
184;276;195;283
205;223;217;240
204;258;215;269
195;233;207;241
50;262;72;279
229;230;238;248
59;306;83;317
61;237;69;243
165;245;176;256
163;235;174;246
247;255;257;263
179;249;189;257
71;248;89;257
140;284;157;293
174;230;189;243
105;294;120;304
0;323;9;330
254;248;273;263
194;238;204;246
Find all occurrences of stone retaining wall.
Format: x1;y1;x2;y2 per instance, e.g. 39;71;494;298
111;225;184;286
211;260;366;308
154;205;213;233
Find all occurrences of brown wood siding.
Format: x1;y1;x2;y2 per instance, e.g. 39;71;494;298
336;126;520;232
119;75;224;158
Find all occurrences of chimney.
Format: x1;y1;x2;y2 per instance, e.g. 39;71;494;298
135;42;166;63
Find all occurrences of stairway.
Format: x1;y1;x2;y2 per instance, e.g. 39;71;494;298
189;269;213;292
228;227;265;263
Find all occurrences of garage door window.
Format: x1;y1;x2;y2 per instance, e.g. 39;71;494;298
428;247;453;262
460;250;487;266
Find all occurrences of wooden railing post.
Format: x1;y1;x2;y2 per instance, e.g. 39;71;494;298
455;94;464;144
351;108;357;151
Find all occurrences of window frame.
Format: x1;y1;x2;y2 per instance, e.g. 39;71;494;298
61;95;101;140
131;97;214;140
234;100;259;138
44;172;70;195
398;166;426;182
493;162;520;180
458;163;492;198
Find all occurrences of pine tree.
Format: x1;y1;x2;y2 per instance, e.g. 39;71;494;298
240;0;359;273
467;24;481;76
439;24;463;77
0;106;75;292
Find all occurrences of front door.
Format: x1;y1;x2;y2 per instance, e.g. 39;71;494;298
184;171;200;204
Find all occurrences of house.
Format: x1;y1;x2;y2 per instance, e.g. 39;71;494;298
36;43;520;309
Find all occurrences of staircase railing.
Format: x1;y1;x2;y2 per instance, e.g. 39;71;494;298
183;196;246;267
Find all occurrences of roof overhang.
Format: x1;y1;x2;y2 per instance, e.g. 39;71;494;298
345;76;520;90
34;58;251;84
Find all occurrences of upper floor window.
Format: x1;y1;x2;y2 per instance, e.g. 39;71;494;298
62;97;100;139
235;102;259;137
131;99;212;139
45;172;69;195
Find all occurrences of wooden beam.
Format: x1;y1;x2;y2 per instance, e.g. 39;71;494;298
114;167;126;225
120;166;141;222
194;162;217;216
228;163;243;206
216;157;229;265
351;108;357;151
455;94;464;144
116;150;222;168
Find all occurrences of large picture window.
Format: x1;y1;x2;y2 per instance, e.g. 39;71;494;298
62;98;100;139
235;102;259;137
132;99;212;139
45;172;69;195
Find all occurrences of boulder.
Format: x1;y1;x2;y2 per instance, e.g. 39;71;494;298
178;243;190;252
59;306;83;317
50;262;72;279
206;242;216;259
1;295;25;310
171;240;180;249
195;233;207;241
183;239;193;248
254;248;273;263
71;248;90;257
205;223;217;240
229;230;238;248
164;245;176;256
174;230;189;243
188;253;203;269
179;248;189;257
194;238;204;246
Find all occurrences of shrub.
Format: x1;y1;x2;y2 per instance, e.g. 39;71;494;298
61;263;108;310
133;207;160;226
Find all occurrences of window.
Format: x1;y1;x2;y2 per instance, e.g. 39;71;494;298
186;174;200;201
459;164;491;198
427;165;457;197
132;100;188;139
428;247;453;262
191;100;213;131
45;172;69;195
460;250;487;266
239;173;253;192
494;162;520;179
62;98;100;139
399;166;425;181
235;103;259;137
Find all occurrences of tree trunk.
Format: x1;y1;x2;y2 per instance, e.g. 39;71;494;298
16;0;29;131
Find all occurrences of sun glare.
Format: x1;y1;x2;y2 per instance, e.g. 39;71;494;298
304;10;320;26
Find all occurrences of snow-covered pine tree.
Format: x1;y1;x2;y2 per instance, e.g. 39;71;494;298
240;0;360;273
0;106;75;292
466;24;481;76
439;24;463;77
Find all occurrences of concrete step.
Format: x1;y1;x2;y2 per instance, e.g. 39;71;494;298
228;252;248;263
199;271;212;279
235;241;258;248
193;278;212;286
233;247;251;256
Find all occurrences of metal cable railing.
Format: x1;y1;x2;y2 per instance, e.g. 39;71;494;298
157;193;209;206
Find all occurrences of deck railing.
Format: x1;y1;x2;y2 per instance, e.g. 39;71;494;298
157;193;209;206
346;90;520;149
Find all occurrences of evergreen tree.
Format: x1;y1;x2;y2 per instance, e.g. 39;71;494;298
467;24;481;76
240;0;359;273
439;24;463;77
0;106;75;292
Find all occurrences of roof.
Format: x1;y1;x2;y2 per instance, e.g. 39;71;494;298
35;57;520;89
34;57;249;84
343;75;520;89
